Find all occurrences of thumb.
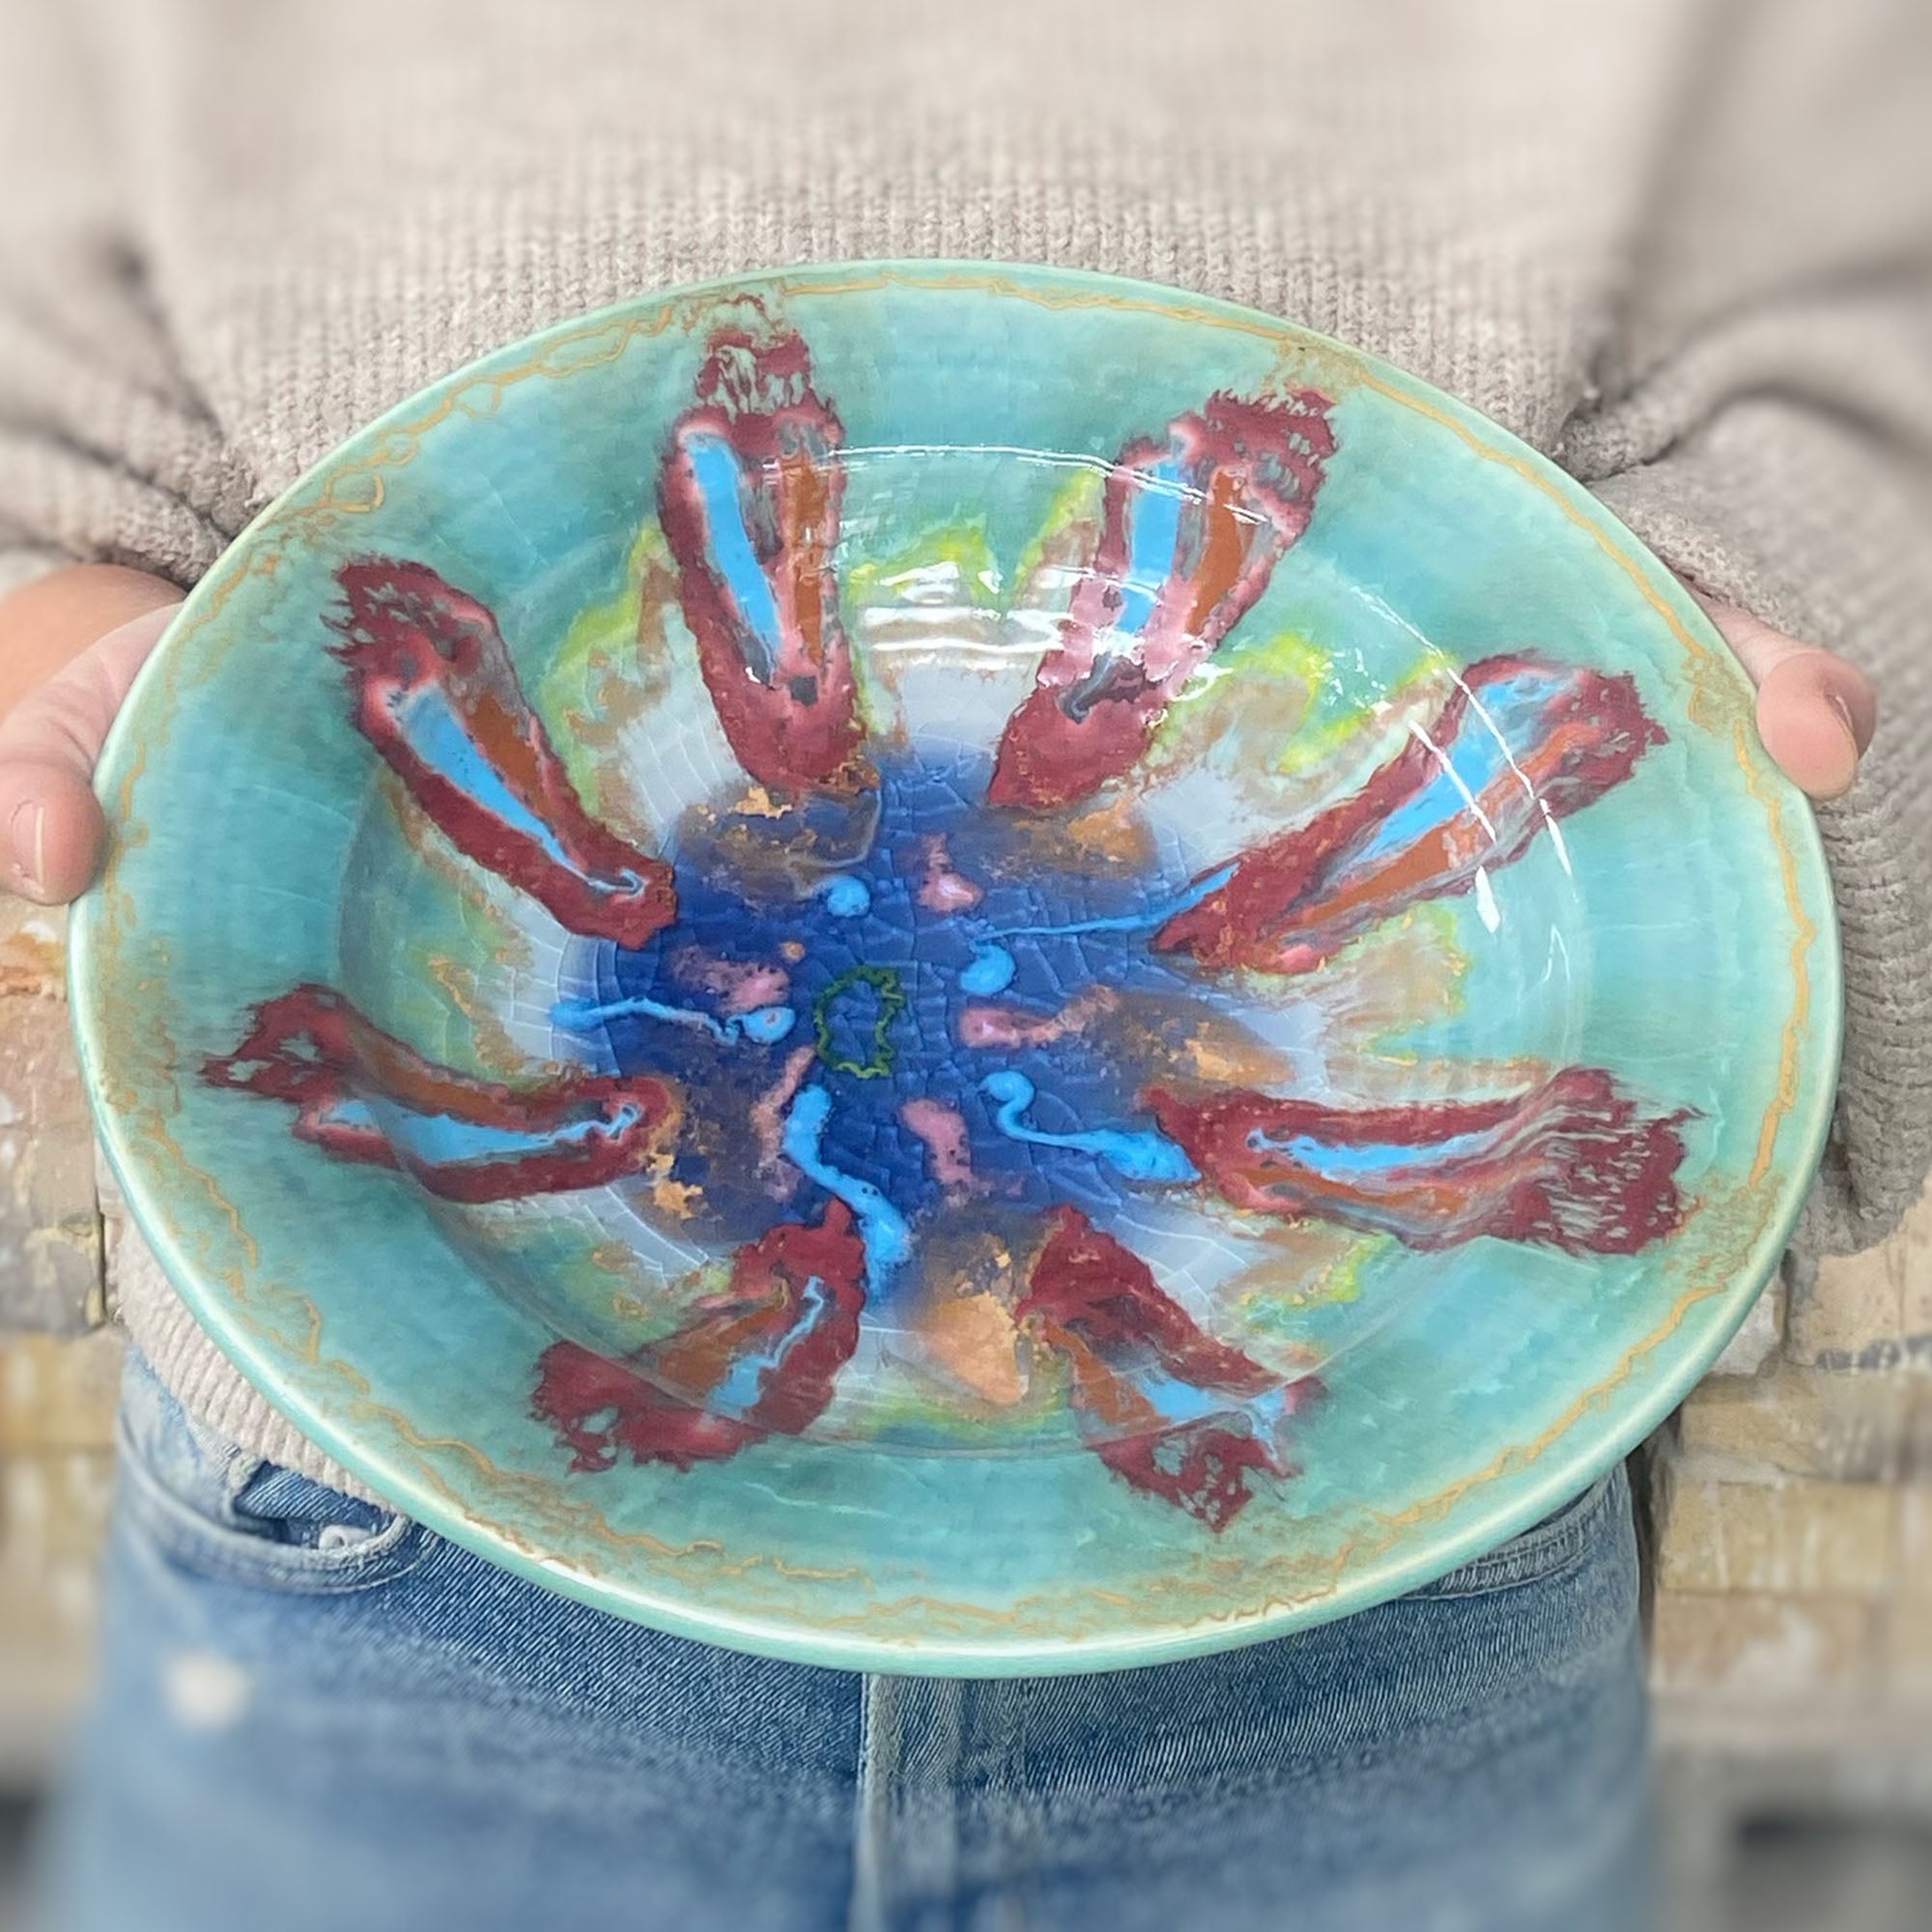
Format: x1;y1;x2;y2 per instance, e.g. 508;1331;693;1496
1685;586;1879;800
0;601;180;903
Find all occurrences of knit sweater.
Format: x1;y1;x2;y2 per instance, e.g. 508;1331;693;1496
3;0;1928;1495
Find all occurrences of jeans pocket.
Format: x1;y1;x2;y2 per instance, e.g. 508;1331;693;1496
115;1350;426;1595
1406;1464;1627;1602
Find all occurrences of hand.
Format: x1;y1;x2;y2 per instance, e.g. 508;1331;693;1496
1686;586;1879;802
0;565;182;903
0;564;1882;909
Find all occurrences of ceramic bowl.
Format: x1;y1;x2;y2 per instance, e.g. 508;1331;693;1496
71;263;1838;1673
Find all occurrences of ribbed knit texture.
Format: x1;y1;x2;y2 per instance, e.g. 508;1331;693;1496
3;0;1926;1491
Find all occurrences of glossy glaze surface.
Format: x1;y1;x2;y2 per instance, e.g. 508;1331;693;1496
71;265;1837;1672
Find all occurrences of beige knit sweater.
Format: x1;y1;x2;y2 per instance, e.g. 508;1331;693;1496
3;0;1928;1491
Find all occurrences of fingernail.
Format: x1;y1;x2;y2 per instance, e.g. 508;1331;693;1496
9;799;44;898
1827;691;1861;766
1821;694;1860;796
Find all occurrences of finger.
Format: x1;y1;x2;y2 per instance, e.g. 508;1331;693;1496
1688;590;1879;799
0;565;184;721
0;601;180;902
1754;650;1881;800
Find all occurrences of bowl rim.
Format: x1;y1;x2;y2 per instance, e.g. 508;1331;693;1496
68;257;1843;1672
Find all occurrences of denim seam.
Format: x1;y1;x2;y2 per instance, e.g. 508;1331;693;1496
116;1411;428;1594
1406;1468;1620;1602
850;1675;894;1932
218;1450;271;1531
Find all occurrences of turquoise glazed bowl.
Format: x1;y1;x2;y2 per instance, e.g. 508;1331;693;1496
71;264;1838;1674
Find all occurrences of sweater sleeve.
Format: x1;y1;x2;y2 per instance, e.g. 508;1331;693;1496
0;6;253;603
1563;0;1932;1259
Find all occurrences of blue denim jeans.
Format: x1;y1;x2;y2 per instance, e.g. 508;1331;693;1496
36;1353;1653;1932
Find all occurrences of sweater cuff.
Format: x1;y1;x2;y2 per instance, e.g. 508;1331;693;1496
1589;416;1932;1260
113;1228;389;1506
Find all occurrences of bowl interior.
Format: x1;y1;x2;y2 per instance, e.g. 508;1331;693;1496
73;268;1836;1668
328;426;1634;1456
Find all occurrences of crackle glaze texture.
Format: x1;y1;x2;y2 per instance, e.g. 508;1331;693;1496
71;266;1836;1673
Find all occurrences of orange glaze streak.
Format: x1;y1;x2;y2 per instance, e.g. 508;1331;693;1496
465;691;554;814
778;450;830;672
1043;1321;1162;1435
1292;827;1472;931
341;1009;656;1133
1265;707;1603;938
1515;714;1601;786
342;1021;517;1122
1185;469;1247;637
651;1300;789;1395
1740;713;1816;1186
1243;1168;1466;1220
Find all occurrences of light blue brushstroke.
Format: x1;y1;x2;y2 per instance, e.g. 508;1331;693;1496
996;862;1235;940
1246;1124;1495;1176
1116;457;1186;636
816;874;870;919
686;432;782;674
959;943;1017;996
553;991;796;1046
1344;671;1554;871
781;1084;912;1293
335;1097;641;1166
396;689;581;875
980;1069;1199;1184
710;1274;832;1414
740;1006;800;1044
1114;1366;1285;1430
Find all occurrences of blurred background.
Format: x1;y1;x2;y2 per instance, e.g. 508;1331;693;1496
0;0;1927;1926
